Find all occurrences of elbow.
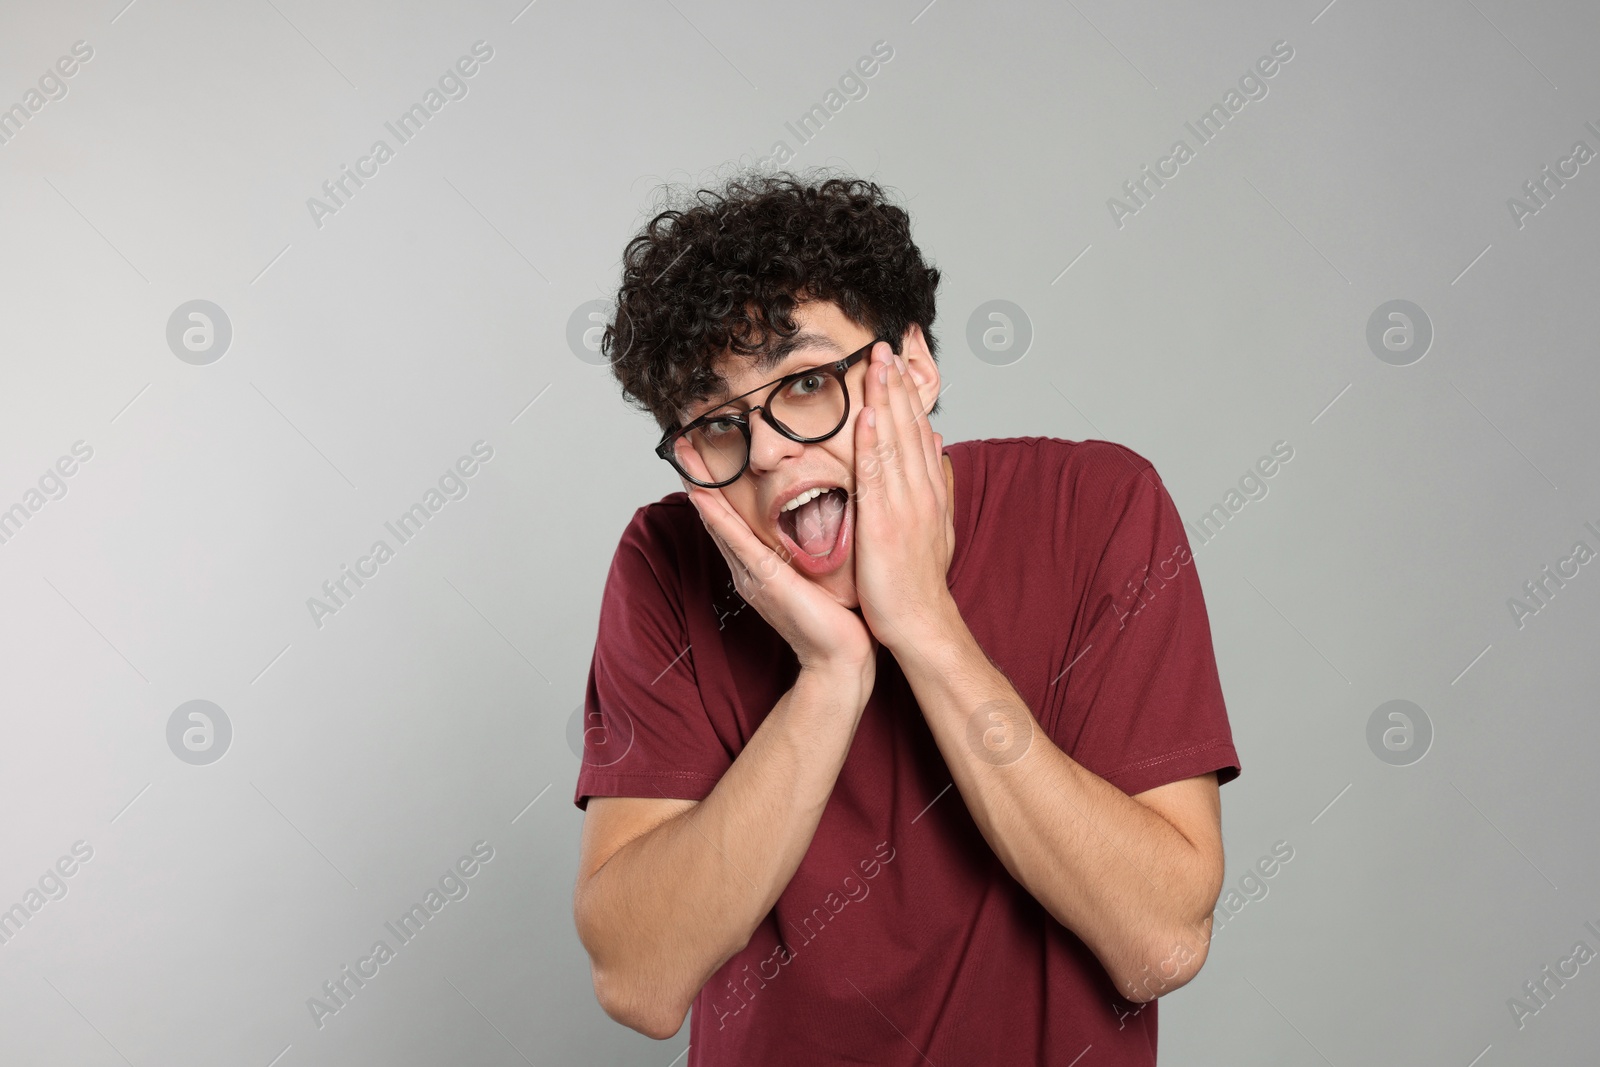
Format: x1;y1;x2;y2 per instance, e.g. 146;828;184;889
1120;850;1225;1003
577;907;697;1041
591;964;688;1040
1117;920;1213;1004
575;910;688;1038
573;879;743;1039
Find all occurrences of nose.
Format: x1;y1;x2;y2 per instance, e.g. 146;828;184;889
745;407;805;474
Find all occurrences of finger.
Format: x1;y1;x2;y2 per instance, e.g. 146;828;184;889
865;344;914;503
677;440;766;561
709;522;762;596
705;520;747;579
921;428;940;515
888;351;933;496
692;490;771;599
692;484;791;591
854;391;887;517
895;351;942;495
674;440;791;596
855;348;892;505
896;350;940;495
678;447;735;530
881;348;933;498
673;436;720;490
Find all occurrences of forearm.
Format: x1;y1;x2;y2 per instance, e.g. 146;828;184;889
890;612;1217;999
578;662;872;1033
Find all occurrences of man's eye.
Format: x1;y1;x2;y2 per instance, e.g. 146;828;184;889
786;374;824;397
703;418;737;438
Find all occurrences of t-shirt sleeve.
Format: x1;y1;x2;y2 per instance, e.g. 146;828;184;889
572;506;733;811
1054;457;1241;798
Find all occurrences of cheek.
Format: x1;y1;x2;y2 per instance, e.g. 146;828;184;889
824;427;858;468
726;489;763;529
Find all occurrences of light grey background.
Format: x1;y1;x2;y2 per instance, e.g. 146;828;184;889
2;0;1596;1063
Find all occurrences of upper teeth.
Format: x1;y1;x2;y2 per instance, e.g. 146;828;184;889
782;487;831;512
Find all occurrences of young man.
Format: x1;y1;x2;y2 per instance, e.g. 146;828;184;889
572;173;1241;1064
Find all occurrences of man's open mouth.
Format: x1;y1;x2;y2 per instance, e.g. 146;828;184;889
777;486;848;559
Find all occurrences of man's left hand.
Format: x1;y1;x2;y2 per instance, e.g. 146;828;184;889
851;340;956;652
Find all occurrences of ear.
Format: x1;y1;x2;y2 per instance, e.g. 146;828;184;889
898;323;941;419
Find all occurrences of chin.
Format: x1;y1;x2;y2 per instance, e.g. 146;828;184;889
790;556;864;604
811;559;860;610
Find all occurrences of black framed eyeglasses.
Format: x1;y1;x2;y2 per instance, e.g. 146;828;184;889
656;336;891;488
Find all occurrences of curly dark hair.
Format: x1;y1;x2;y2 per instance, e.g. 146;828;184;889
603;170;942;432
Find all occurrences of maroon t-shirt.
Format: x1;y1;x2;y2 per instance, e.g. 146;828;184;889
574;436;1241;1065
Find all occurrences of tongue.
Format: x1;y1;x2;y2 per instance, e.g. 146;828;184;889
792;490;845;557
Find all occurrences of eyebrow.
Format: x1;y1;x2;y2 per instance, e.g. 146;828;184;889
699;329;846;408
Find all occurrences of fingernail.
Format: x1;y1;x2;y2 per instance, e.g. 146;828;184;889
864;406;876;428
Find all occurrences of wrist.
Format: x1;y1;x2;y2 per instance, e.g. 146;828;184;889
796;656;875;711
875;593;963;657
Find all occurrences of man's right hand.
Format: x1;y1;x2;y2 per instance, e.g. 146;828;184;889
675;440;877;688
